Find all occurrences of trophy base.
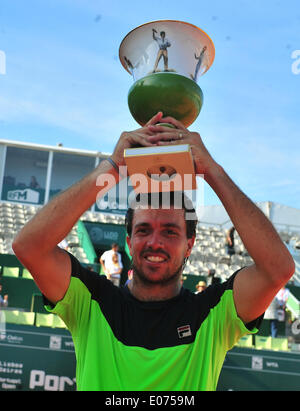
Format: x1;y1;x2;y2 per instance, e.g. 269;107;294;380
128;72;203;127
124;144;197;193
147;164;177;181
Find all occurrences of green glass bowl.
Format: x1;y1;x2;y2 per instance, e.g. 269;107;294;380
128;72;203;127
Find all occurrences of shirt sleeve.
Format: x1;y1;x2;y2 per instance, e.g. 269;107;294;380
206;270;263;351
100;250;107;261
215;285;261;350
44;252;112;336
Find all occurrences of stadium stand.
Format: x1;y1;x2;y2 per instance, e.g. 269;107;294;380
1;138;299;391
0;199;300;390
1;200;300;310
1;201;300;284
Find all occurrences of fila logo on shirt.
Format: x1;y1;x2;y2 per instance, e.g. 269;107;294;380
177;325;192;339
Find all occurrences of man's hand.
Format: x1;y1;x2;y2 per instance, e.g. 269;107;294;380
111;112;164;168
148;114;295;324
147;115;217;176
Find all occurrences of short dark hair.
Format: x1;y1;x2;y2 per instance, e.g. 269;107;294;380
125;191;198;239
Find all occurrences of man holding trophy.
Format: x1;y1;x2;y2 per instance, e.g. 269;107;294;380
12;21;295;391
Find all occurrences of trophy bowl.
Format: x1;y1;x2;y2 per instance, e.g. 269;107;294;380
119;20;215;127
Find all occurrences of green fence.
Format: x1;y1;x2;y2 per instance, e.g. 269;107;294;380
2;323;300;391
2;251;300;391
0;324;76;391
218;346;300;391
1;276;41;312
77;220;97;264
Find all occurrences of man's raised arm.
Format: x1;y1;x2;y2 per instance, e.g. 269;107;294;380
12;159;120;304
12;112;163;305
147;116;295;324
204;164;295;323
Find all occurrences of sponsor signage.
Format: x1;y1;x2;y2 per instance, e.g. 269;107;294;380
218;347;300;391
5;188;40;204
84;222;126;249
0;325;76;391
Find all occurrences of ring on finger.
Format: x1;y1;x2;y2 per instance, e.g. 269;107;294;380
178;132;183;139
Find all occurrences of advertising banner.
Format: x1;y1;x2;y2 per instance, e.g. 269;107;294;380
218;346;300;391
0;324;76;391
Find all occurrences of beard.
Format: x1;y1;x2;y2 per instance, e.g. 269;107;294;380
131;257;186;287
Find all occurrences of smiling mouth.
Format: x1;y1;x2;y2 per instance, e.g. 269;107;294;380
142;249;170;263
145;255;167;263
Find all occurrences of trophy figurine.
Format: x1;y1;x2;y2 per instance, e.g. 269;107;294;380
119;20;215;193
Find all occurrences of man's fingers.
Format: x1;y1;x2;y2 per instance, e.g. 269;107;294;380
130;132;157;147
156;139;185;146
145;112;163;126
147;129;188;143
159;116;186;130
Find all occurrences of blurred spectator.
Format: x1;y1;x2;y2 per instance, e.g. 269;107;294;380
0;284;8;340
195;281;207;294
29;176;40;189
276;286;290;322
105;252;122;286
125;269;133;286
265;296;279;337
100;243;123;281
265;286;290;337
207;269;215;286
225;226;235;256
0;284;8;308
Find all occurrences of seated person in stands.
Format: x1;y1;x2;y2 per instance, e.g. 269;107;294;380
99;243;123;285
0;283;8;340
12;112;295;391
225;226;235;256
105;252;122;287
0;284;8;308
29;176;40;189
206;268;221;286
195;280;207;294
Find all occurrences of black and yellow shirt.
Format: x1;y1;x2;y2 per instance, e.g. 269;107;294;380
45;253;259;391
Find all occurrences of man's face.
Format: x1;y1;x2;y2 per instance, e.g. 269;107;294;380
126;207;194;285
